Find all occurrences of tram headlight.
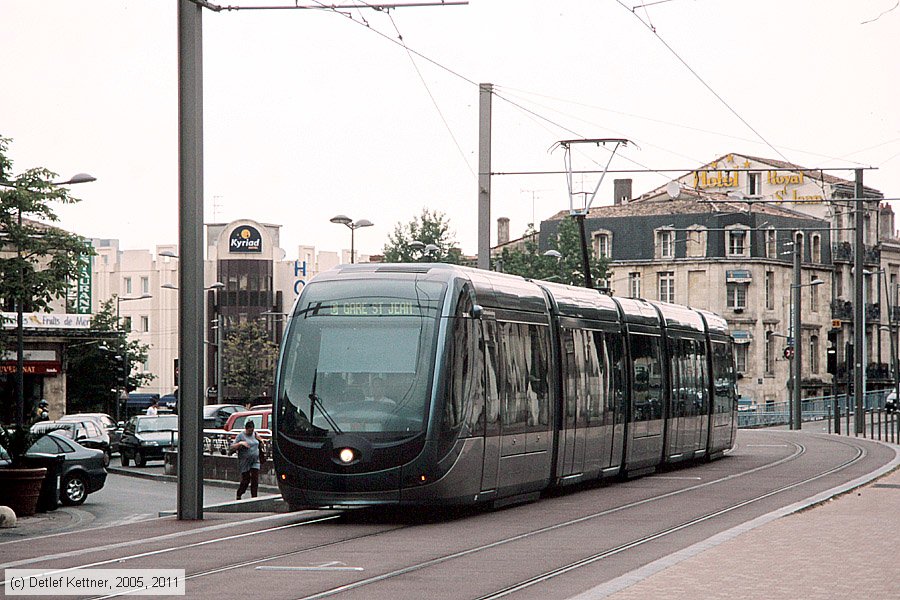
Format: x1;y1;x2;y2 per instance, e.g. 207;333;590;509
338;448;356;464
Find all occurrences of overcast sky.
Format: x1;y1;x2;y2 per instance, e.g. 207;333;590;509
2;0;898;259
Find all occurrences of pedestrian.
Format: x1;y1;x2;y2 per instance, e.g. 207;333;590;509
229;420;262;500
146;398;159;416
34;400;50;422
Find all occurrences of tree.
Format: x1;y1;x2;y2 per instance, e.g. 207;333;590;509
1;136;96;423
382;208;462;264
501;216;608;287
222;319;279;403
65;298;155;415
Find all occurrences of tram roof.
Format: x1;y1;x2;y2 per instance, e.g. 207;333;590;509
648;300;706;332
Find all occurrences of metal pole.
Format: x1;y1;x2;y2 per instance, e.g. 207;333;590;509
575;213;593;289
15;202;25;427
177;0;204;520
792;231;803;429
854;169;865;434
477;83;492;270
350;227;355;264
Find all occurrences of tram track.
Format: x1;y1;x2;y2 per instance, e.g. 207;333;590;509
8;433;875;600
287;435;869;600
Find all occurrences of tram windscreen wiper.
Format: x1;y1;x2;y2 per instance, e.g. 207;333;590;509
308;370;342;434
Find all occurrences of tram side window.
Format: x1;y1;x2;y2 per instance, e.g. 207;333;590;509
499;322;528;431
498;321;550;432
695;340;710;416
444;316;481;436
561;329;578;427
483;321;501;436
587;331;608;425
631;334;663;426
527;324;551;428
608;334;627;425
711;341;736;425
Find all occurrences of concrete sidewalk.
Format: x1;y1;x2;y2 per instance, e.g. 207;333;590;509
579;443;900;600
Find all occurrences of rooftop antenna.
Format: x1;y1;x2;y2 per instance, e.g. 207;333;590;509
551;138;632;289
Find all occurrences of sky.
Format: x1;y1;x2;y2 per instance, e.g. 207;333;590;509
2;0;899;260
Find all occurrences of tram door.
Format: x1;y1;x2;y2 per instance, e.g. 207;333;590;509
559;328;586;478
666;337;709;459
480;319;501;493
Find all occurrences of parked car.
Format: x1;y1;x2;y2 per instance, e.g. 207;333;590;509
25;432;108;506
119;414;179;467
59;413;122;455
32;420;112;466
202;404;246;429
222;408;271;432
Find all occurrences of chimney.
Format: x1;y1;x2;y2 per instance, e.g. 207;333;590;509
497;217;510;245
613;179;632;205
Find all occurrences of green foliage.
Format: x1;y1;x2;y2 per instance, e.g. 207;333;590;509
500;217;608;287
382;208;462;264
65;298;155;414
0;137;96;315
0;419;65;468
222;319;279;403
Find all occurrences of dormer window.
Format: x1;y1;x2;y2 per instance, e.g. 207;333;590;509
593;230;612;259
726;226;750;257
656;229;674;259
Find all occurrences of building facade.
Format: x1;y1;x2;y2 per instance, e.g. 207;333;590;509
539;153;897;408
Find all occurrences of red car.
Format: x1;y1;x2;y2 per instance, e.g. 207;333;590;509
222;409;271;433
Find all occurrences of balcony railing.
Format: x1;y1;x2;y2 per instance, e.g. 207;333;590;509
831;300;882;322
831;242;881;265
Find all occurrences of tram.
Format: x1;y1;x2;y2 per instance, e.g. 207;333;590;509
273;263;737;509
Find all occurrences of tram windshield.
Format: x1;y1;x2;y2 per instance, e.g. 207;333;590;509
276;278;446;441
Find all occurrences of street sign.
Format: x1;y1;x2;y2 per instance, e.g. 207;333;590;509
832;319;842;328
783;346;795;360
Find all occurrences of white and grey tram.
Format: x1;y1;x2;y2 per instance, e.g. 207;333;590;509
273;263;737;509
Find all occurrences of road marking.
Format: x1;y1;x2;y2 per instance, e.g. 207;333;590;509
746;444;790;447
654;476;702;480
257;561;364;572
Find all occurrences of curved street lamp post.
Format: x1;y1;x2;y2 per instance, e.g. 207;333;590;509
330;215;373;264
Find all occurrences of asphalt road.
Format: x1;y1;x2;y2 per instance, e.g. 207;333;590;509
2;430;896;600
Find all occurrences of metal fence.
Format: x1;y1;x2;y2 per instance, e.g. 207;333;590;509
738;389;900;443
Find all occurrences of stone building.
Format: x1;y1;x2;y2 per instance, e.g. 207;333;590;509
539;153;897;408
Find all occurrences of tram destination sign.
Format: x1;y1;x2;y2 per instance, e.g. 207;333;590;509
325;300;419;316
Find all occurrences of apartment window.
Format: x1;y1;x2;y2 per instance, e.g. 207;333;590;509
810;276;819;312
657;230;674;259
122;317;132;332
835;270;844;299
727;228;748;257
811;234;821;263
658;272;675;303
748;172;762;195
594;232;611;259
735;344;748;373
765;271;775;310
726;283;748;309
140;315;150;333
765;229;777;258
141;277;149;295
629;272;641;298
765;332;775;375
809;335;819;374
124;277;132;295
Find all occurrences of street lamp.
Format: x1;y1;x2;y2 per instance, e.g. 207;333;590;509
330;215;373;264
0;171;96;426
408;241;440;262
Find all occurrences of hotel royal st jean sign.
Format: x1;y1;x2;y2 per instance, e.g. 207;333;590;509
691;154;825;203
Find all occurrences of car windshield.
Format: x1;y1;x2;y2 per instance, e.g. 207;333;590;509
276;277;444;441
136;415;179;432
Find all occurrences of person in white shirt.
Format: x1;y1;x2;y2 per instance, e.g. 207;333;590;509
146;399;159;416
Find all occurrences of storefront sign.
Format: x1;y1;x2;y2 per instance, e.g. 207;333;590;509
293;260;307;296
67;250;93;314
0;312;92;329
229;225;263;253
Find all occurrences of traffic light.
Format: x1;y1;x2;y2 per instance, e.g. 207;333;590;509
113;353;128;387
826;345;837;374
826;328;839;375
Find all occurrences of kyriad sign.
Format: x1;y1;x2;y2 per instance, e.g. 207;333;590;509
229;225;263;253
